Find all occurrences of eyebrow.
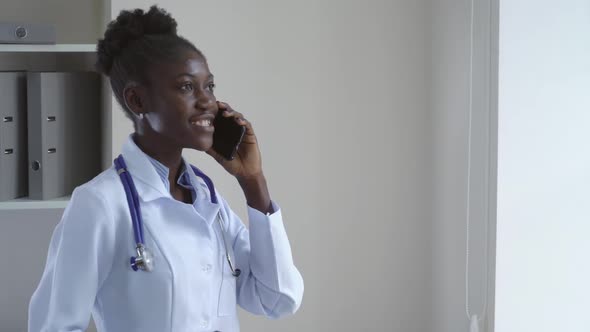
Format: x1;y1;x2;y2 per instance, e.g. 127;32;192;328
175;73;214;80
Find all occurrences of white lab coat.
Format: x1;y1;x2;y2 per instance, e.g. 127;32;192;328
28;136;304;332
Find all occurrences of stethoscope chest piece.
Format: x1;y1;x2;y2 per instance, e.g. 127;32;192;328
130;244;154;272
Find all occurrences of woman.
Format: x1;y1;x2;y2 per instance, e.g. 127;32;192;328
28;6;303;332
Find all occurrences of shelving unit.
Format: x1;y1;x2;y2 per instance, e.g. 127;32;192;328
0;4;110;332
0;0;114;211
0;43;113;210
0;44;113;210
0;0;114;210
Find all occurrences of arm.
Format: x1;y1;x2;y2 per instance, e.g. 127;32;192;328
237;173;272;215
28;187;116;332
220;197;304;318
207;101;304;317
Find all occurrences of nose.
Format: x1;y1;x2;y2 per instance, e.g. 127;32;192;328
195;88;215;110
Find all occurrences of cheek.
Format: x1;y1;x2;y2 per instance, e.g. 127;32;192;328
146;113;168;133
151;113;187;136
146;98;188;133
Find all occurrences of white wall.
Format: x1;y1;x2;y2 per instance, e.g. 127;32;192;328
312;2;432;331
495;1;590;331
110;1;433;331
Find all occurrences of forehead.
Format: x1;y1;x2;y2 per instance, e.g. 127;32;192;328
148;51;211;80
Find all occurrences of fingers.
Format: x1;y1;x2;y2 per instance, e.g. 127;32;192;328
216;101;253;132
217;101;241;119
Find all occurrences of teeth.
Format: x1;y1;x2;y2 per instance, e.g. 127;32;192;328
191;119;211;127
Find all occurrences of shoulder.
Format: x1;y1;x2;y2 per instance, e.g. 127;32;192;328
79;164;120;191
53;167;124;259
76;166;124;202
65;166;127;223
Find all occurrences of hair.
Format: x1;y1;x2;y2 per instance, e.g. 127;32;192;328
95;5;204;119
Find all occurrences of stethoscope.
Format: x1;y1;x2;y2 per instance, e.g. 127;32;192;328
113;155;241;277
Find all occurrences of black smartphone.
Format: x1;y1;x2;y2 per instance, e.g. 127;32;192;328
212;111;246;160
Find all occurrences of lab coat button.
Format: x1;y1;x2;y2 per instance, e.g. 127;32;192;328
202;263;212;272
199;319;208;328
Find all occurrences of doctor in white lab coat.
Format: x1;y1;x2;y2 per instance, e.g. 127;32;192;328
28;5;303;332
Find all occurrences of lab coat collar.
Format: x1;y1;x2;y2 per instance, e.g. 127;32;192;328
120;135;222;227
120;135;172;202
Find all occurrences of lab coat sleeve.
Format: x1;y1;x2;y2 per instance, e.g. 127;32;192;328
28;186;116;332
225;199;304;319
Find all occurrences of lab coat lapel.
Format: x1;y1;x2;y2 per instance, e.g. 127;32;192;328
184;160;221;227
120;135;171;202
195;195;221;228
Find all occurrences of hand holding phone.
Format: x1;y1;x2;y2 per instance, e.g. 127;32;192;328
212;109;246;160
209;102;271;213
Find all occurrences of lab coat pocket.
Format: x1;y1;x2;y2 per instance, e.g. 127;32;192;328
217;253;237;316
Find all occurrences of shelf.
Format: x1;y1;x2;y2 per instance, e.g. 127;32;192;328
0;44;96;53
0;196;70;210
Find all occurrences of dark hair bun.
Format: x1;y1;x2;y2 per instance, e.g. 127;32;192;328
96;5;178;75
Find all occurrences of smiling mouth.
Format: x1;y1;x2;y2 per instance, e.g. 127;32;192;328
190;119;212;127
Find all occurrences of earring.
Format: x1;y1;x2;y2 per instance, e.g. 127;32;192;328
138;113;144;120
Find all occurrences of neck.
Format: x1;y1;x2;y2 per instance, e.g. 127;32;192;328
132;132;184;188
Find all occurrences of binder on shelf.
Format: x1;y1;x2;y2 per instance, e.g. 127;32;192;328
27;71;101;200
0;72;28;201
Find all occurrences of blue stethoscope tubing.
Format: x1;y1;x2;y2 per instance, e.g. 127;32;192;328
114;154;241;277
114;156;143;244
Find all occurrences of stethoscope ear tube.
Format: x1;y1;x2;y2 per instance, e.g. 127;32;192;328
217;211;241;277
192;165;241;277
115;157;143;245
228;254;241;277
117;157;144;242
115;156;147;272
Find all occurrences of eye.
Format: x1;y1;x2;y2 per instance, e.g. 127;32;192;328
179;82;194;92
206;82;216;92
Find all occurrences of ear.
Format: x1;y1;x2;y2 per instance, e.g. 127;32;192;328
123;82;146;118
